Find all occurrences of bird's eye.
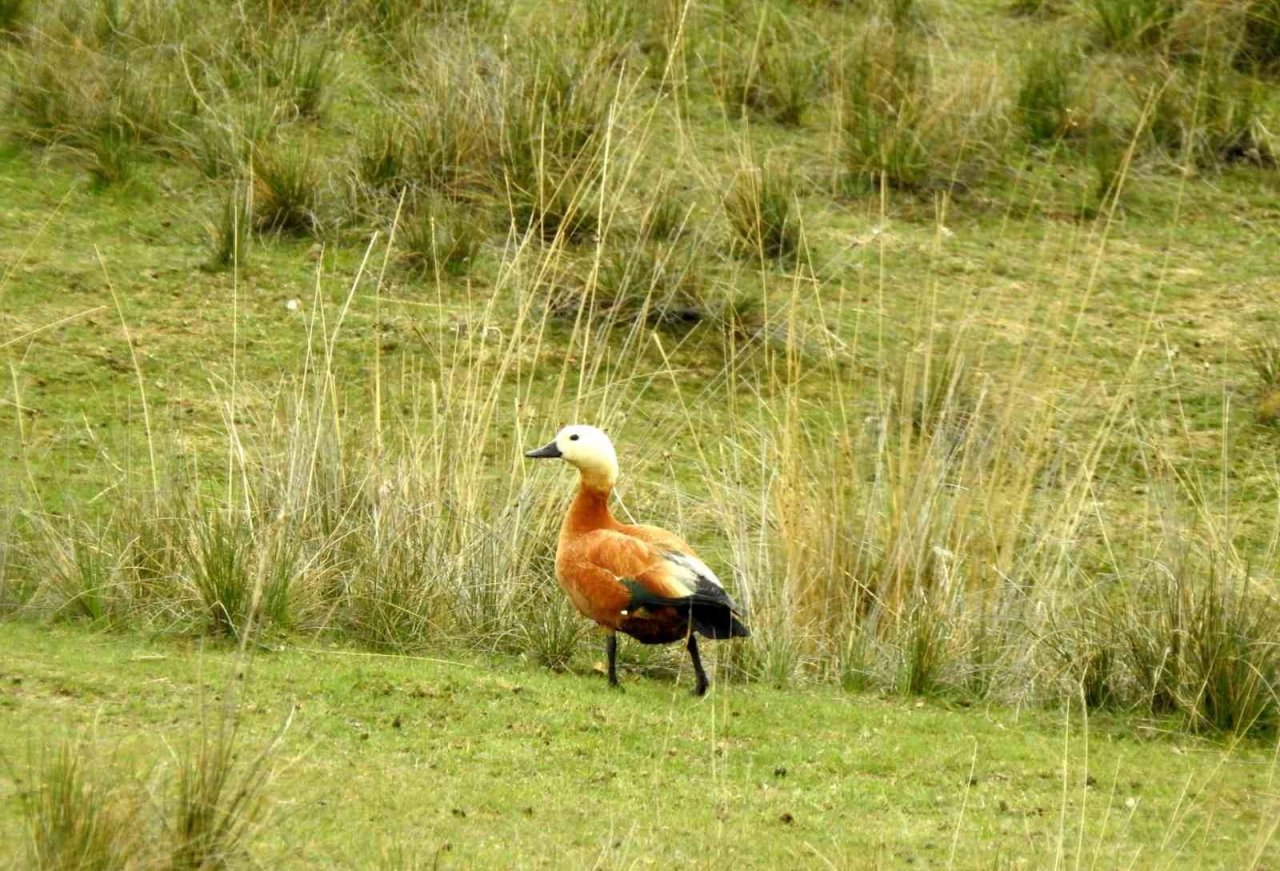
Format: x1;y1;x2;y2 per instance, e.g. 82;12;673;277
569;434;580;441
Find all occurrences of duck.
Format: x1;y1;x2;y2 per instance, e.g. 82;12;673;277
525;425;749;695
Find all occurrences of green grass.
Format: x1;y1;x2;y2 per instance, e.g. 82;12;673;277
2;4;1280;858
1;622;1277;868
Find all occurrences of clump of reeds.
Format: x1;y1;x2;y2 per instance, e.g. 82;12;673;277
723;159;801;263
252;143;322;235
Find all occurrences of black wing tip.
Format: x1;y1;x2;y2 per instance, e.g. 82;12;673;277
692;608;751;640
690;581;749;639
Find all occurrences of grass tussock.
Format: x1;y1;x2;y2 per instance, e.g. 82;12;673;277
709;6;829;126
397;39;504;197
271;28;336;121
1238;0;1280;70
251;143;322;236
189;511;257;639
587;243;725;332
637;177;693;244
0;0;27;38
724;158;801;262
1017;38;1083;146
1246;336;1280;424
21;739;143;870
1143;61;1276;168
168;714;281;869
397;197;485;278
1087;0;1183;52
500;48;620;243
209;182;253;270
18;701;287;870
836;25;973;192
355;111;413;196
1058;557;1280;737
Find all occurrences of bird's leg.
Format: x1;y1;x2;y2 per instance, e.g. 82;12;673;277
606;632;620;689
687;634;709;696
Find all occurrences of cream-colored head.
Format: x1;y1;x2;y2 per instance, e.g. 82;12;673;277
525;424;619;490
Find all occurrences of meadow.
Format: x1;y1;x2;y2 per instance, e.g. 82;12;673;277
1;0;1280;865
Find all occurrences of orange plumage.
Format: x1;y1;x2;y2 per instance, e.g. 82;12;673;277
526;425;749;695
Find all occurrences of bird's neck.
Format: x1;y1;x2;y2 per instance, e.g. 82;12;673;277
563;480;616;536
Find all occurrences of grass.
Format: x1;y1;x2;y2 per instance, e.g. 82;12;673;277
4;137;1280;725
167;709;281;869
252;143;322;236
724;156;801;263
1087;0;1182;52
396;197;484;278
1017;37;1082;146
9;635;285;870
709;6;828;127
19;738;142;870
0;0;26;38
1;0;1280;859
1247;336;1280;424
837;25;938;191
1;622;1278;867
1239;0;1280;71
208;181;252;270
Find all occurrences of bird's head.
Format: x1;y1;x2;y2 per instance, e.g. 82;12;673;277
525;424;619;490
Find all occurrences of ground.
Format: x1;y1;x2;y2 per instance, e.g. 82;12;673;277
0;623;1275;868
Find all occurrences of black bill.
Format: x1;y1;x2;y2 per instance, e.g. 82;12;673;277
524;440;562;459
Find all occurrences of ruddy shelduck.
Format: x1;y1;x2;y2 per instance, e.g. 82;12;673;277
525;425;749;695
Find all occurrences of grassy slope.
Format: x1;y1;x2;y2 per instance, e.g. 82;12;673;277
3;1;1280;863
5;146;1280;512
1;3;1277;598
0;622;1276;868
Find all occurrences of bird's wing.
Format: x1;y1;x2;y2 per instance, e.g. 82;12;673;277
574;529;739;609
619;525;729;590
656;549;743;617
568;529;750;638
660;550;729;592
569;530;690;601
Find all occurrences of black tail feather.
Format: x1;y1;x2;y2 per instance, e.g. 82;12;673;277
690;600;751;639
